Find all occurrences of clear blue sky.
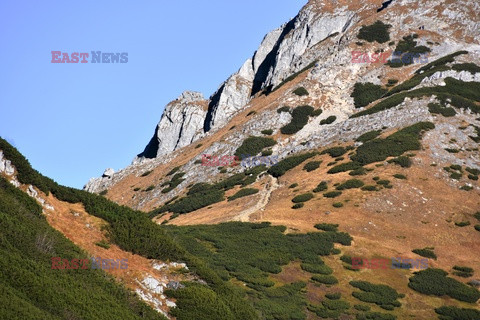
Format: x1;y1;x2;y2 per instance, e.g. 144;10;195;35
0;0;305;188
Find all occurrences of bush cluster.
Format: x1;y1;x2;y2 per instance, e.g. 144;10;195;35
227;188;259;202
336;179;365;190
349;281;403;310
320;116;337;125
351;122;435;165
351;82;388;108
280;105;314;134
356;130;382;143
313;181;328;193
412;247;437;259
234;136;277;157
292;193;314;203
357;20;391;43
267;152;317;177
303;161;322;172
408;268;480;303
293;87;309;96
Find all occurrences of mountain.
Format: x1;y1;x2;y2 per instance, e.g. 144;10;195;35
3;0;480;319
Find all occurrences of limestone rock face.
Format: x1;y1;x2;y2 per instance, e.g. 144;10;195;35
138;91;208;159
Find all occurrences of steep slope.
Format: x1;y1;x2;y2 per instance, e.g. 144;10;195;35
77;0;480;319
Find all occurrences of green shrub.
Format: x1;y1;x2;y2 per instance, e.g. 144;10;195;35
227;188;259;202
324;191;342;198
351;122;435;165
292;203;304;209
356;130;382;143
293;87;309;96
325;292;341;300
311;109;323;116
412;247;437;259
354;304;371;311
428;103;456;117
336;179;364;190
133;187;141;191
357;20;391;43
261;129;273;135
356;312;396;320
320;116;337;125
267;152;316;177
301;263;333;275
166;166;181;176
292;193;314;203
361;185;378;191
452;266;474;278
145;185;155;191
468;174;478;180
475;225;480;232
328;162;362;174
393;174;407;179
452;62;480;74
261;149;273;156
455;221;471;227
474;212;480;221
386;34;431;68
141;170;153;177
351;82;388;108
246;110;256;116
194;159;202;164
195;143;202;148
219;168;227;173
312;275;339;285
349;281;402;310
416;50;468;74
450;172;462;180
314;223;339;232
280;105;314;134
466;167;480;175
162;172;186;193
99;190;108;196
289;183;298;189
408;268;480;303
435;306;480;320
303;161;322;172
390;156;412;168
234;136;277;157
321;146;348;157
349;167;367;176
95;239;111;249
333;202;344;208
277;106;290;113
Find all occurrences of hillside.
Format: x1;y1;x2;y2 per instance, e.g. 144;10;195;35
2;0;480;319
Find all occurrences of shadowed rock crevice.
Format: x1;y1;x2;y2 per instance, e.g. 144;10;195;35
251;16;297;96
137;125;160;159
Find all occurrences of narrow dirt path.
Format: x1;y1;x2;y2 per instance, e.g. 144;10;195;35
233;175;279;222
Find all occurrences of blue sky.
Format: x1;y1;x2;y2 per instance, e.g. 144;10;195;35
0;0;305;188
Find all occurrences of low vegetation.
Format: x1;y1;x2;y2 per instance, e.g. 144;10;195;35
293;87;309;96
336;179;364;190
292;193;314;203
320;115;337;125
412;247;437;259
349;281;403;310
356;130;382;143
408;268;480;303
303;161;322;172
267;152;316;177
227;188;259;202
313;181;328;193
235;136;277;157
351;82;388;108
280;105;314;134
357;20;391;44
